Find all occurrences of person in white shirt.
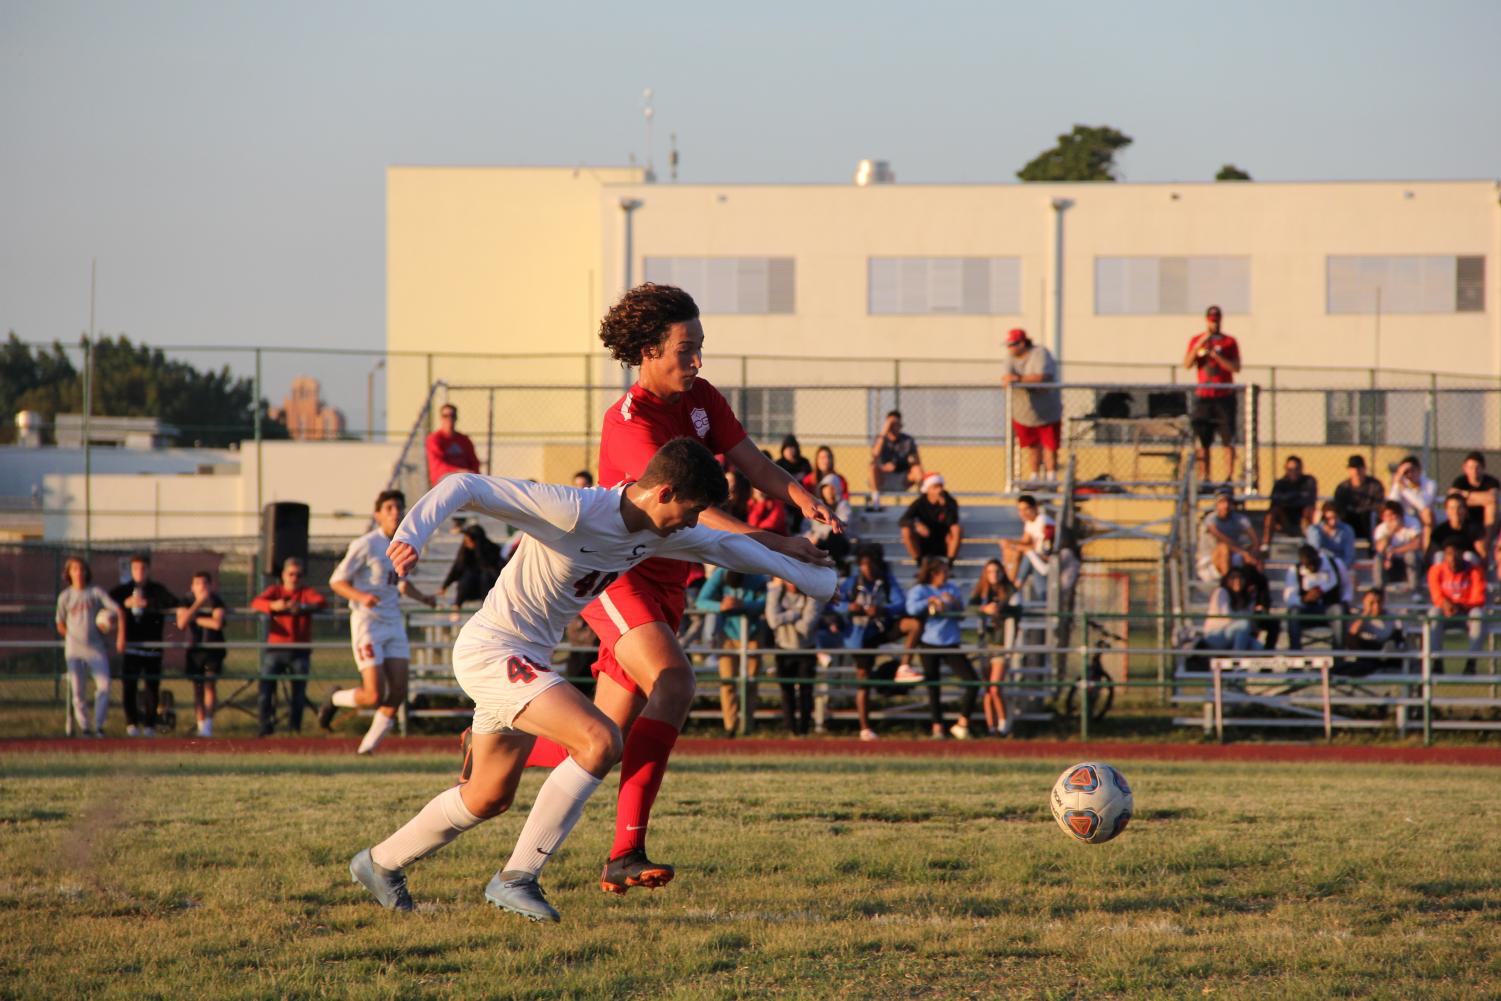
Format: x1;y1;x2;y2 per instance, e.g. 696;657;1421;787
1000;495;1055;596
1388;456;1437;549
320;490;437;754
55;556;123;737
1373;500;1424;588
350;438;836;922
1282;544;1352;651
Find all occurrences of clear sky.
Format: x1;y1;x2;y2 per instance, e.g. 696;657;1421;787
3;0;1498;423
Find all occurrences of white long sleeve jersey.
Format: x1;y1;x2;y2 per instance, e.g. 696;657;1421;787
331;528;404;630
394;474;837;668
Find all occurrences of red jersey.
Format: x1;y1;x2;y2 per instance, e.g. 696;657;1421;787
426;430;480;484
1428;562;1486;611
599;378;748;588
1189;331;1239;399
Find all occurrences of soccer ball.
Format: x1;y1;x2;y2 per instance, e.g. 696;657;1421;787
95;608;118;633
1050;761;1133;844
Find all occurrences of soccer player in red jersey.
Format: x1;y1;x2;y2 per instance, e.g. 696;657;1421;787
530;283;843;894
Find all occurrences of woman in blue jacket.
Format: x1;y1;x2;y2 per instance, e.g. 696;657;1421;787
906;557;981;739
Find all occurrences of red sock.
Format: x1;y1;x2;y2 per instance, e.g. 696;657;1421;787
524;737;569;769
610;716;679;859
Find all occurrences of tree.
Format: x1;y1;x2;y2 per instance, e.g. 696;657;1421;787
0;332;287;447
1017;125;1133;182
1216;164;1252;181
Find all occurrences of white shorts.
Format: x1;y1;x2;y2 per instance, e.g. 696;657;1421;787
452;636;565;734
351;618;410;670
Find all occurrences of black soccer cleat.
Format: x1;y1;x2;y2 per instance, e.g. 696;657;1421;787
600;849;675;895
317;699;339;733
458;726;474;785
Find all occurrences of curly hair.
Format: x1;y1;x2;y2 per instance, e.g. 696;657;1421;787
599;283;700;365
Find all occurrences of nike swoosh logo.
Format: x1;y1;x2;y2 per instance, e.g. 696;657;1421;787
580;547;598;553
537;848;553;855
626;824;647;831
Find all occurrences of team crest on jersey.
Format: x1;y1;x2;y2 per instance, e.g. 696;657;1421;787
690;406;710;438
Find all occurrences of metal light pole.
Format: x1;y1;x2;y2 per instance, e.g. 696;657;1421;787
1049;198;1072;377
367;358;386;441
619;197;644;394
83;259;95;554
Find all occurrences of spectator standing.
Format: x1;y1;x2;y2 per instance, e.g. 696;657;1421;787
1388;456;1437;548
1428;539;1488;674
1428;494;1485;566
1450;452;1498;552
775;435;814;532
746;486;790;535
1196;490;1261;582
1000;494;1055;595
1264;455;1319;542
443;524;505;606
426;403;481;485
1344;588;1407;676
802;446;850;500
251;557;327;736
867;410;924;509
1001;328;1063;482
1373;501;1424;587
831;547;921;741
1282;544;1350;651
1305;502;1357;570
905;557;980;739
1182;305;1241;483
696;568;768;734
55;556;122;737
765;577;819;736
1333;455;1385;542
970;559;1018;737
108;553;181;737
1202;567;1257;651
899;473;962;564
177;571;227;738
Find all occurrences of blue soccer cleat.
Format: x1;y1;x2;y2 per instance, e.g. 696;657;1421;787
484;870;560;922
349;848;414;912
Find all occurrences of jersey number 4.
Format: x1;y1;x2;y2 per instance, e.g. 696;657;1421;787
572;570;619;599
506;656;549;684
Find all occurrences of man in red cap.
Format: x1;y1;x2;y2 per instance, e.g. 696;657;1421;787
1001;328;1061;482
1183;305;1240;483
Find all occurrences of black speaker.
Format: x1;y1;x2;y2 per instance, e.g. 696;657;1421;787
261;502;310;578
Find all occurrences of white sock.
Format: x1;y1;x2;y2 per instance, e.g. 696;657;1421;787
331;688;359;709
357;712;396;753
502;756;603;877
371;785;484;870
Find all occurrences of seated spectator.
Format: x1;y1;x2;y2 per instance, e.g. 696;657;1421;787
1428;493;1485;566
803;445;850;500
1241;561;1281;651
765;577;819;736
775;435;814;532
1389;456;1437;547
831;546;921;741
1305;501;1356;570
1333;454;1385;543
1000;494;1055;595
251;558;327;737
721;467;752;522
867;410;924;509
572;469;594;488
1344;588;1407;677
900;473;962;563
1202;566;1258;652
746;486;789;535
1428;539;1488;675
905;557;980;740
1264;455;1318;542
970;559;1019;737
697;568;768;734
1282;543;1350;651
806;473;853;566
1374;500;1424;587
1196;490;1261;582
177;571;227;739
443;524;504;606
1450;451;1498;550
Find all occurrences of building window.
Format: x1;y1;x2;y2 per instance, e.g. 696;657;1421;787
1094;256;1251;315
643;257;795;314
867;258;1022;315
1326;390;1387;445
728;388;796;441
1326;255;1486;314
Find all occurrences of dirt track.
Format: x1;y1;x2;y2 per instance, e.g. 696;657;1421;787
2;735;1498;766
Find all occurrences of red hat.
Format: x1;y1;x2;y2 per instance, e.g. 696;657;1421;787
1005;328;1028;346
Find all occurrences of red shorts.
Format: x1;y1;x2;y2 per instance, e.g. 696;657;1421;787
579;569;687;698
1012;420;1060;451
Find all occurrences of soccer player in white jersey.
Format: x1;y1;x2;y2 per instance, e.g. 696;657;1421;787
349;438;836;921
320;489;437;754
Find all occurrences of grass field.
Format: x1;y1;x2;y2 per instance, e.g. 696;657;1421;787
1;751;1498;999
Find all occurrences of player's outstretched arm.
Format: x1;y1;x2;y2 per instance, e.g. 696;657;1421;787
661;528;838;602
725;438;844;535
390;473;583;574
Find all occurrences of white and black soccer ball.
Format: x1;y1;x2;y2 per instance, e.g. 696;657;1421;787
95;608;118;634
1050;761;1133;844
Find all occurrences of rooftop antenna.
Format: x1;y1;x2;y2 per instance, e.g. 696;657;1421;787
669;132;679;182
642;88;656;183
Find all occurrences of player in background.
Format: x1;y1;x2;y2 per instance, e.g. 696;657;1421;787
55;555;123;737
352;439;835;920
320;489;437;754
504;283;843;896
